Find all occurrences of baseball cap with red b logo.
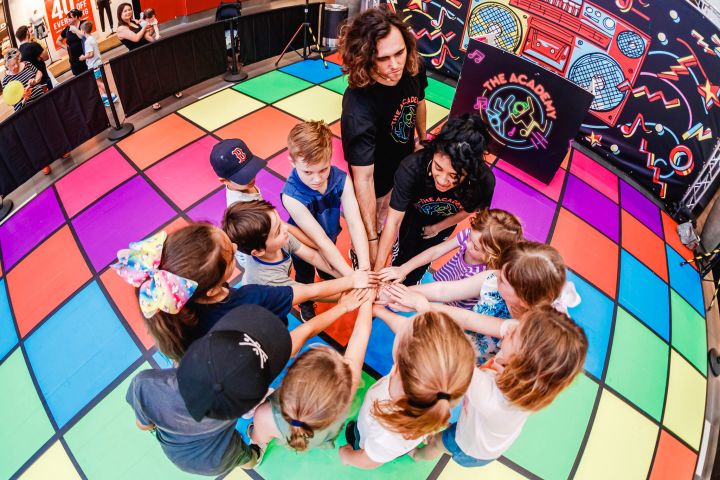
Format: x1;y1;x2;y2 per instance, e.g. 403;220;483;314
210;138;267;185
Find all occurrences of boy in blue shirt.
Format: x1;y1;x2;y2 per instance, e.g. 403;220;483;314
281;121;370;319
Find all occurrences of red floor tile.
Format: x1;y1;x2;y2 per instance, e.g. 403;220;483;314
649;430;697;480
622;210;668;281
551;208;619;298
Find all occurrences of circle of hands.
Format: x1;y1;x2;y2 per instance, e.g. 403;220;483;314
337;268;432;316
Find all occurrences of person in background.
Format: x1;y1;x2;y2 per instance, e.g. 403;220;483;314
96;0;114;34
116;2;160;109
141;8;161;40
29;10;48;40
57;9;88;77
15;25;51;90
2;49;45;112
78;21;118;107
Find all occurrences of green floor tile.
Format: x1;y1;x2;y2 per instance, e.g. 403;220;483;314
425;77;456;109
321;75;349;95
256;371;439;479
233;70;314;104
605;308;668;421
671;289;708;375
0;350;55;479
505;373;598;480
65;365;199;479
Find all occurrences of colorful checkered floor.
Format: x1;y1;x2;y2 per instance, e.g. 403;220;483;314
0;56;709;479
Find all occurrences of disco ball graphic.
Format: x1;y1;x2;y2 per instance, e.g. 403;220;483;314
467;3;522;52
616;30;646;58
568;53;626;111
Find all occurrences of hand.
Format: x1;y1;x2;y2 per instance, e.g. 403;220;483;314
421;225;438;239
379;266;406;283
22;86;32;101
350;269;379;289
372;303;388;317
385;284;430;313
338;288;374;313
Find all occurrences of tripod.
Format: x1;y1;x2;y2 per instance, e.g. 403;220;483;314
275;0;328;68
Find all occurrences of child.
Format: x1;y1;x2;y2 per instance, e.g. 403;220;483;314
389;241;578;365
77;21;117;106
379;208;523;309
223;199;342;286
281;121;370;320
249;296;374;452
112;223;378;360
338;311;475;468
141;8;160;40
409;305;588;466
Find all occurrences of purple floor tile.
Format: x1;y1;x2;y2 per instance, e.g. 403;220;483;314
187;189;226;226
257;169;289;221
562;175;619;243
620;180;663;239
0;188;66;270
491;169;556;242
72;176;176;271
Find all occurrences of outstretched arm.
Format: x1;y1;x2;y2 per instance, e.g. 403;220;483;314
290;270;378;305
373;208;404;271
379;235;460;283
344;298;373;394
341;176;371;270
408;270;491;303
293;243;343;278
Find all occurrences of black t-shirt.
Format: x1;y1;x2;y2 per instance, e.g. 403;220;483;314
389;151;495;226
341;65;428;198
61;23;85;62
19;42;48;80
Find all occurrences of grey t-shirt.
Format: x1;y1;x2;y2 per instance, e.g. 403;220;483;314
126;369;253;476
243;233;303;287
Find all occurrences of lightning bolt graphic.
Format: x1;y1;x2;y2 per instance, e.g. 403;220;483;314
682;122;713;141
414;28;456;42
641;138;667;198
631;86;681;108
692;30;716;55
658;55;698;80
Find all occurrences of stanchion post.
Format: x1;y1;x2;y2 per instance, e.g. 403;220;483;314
100;63;134;141
224;18;248;82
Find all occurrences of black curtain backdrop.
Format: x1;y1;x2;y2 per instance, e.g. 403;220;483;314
236;3;322;65
110;22;227;117
0;70;109;197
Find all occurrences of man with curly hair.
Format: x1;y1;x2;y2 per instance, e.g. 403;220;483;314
339;7;428;265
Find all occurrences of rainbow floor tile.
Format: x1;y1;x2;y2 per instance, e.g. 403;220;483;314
0;58;708;480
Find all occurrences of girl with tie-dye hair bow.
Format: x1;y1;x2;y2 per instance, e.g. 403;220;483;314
113;223;379;360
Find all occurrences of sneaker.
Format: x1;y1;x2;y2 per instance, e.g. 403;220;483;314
111;93;118;103
345;420;359;450
103;98;110;107
349;248;359;270
299;302;316;321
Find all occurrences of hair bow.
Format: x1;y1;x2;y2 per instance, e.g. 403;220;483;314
111;231;198;319
552;281;581;315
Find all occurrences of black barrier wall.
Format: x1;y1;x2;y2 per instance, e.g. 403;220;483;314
110;22;227;117
0;70;109;197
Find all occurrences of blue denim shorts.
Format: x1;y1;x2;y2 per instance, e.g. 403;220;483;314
442;423;494;468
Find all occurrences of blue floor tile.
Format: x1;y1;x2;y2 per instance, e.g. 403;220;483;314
0;280;18;360
666;245;705;316
618;250;670;341
280;59;343;84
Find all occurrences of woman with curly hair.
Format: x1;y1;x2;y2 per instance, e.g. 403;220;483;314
373;114;496;285
338;7;428;265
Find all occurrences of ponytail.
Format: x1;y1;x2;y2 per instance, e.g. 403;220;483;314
372;312;474;440
287;419;316;452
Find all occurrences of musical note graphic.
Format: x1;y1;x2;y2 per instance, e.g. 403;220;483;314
473;96;488;111
431;43;459;68
467;49;485;64
431;7;457;28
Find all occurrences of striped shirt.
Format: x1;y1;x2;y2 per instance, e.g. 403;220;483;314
2;62;44;112
432;228;486;310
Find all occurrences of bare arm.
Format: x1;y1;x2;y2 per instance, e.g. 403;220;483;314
428;303;505;337
344;300;373;394
293;243;343;278
373;208;404;271
351;165;379;265
339;445;383;469
116;24;149;43
287;224;319;250
423;211;471;239
372;304;409;334
290;289;372;355
135;419;155;431
415;99;427;141
409;270;491;303
379;235;460;283
290;270;378;305
341;176;371;270
282;194;353;276
39;49;49;62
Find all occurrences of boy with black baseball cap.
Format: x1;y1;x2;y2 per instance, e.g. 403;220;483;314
126;305;290;476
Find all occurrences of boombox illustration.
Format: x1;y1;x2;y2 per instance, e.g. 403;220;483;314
460;0;649;126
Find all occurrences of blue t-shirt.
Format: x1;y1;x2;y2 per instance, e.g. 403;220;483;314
282;166;346;242
126;369;253;476
191;285;293;344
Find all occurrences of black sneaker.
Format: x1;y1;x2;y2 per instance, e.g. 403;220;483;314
299;302;316;321
345;420;360;450
349;248;359;270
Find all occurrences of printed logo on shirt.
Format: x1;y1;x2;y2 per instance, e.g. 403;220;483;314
231;147;248;164
390;96;419;144
415;197;463;216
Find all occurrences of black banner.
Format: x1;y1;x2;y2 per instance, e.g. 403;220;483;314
110;22;227;117
0;70;109;196
392;0;720;210
451;40;593;183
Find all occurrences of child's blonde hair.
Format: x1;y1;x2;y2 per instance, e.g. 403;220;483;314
278;347;353;451
373;312;474;440
497;305;587;410
500;241;566;311
469;209;523;269
287;121;333;165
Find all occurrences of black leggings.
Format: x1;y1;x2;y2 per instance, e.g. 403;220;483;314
97;1;113;31
392;213;453;286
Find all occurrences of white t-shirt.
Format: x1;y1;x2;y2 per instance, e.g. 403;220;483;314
225;187;263;273
84;35;102;69
455;368;531;460
357;376;424;463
